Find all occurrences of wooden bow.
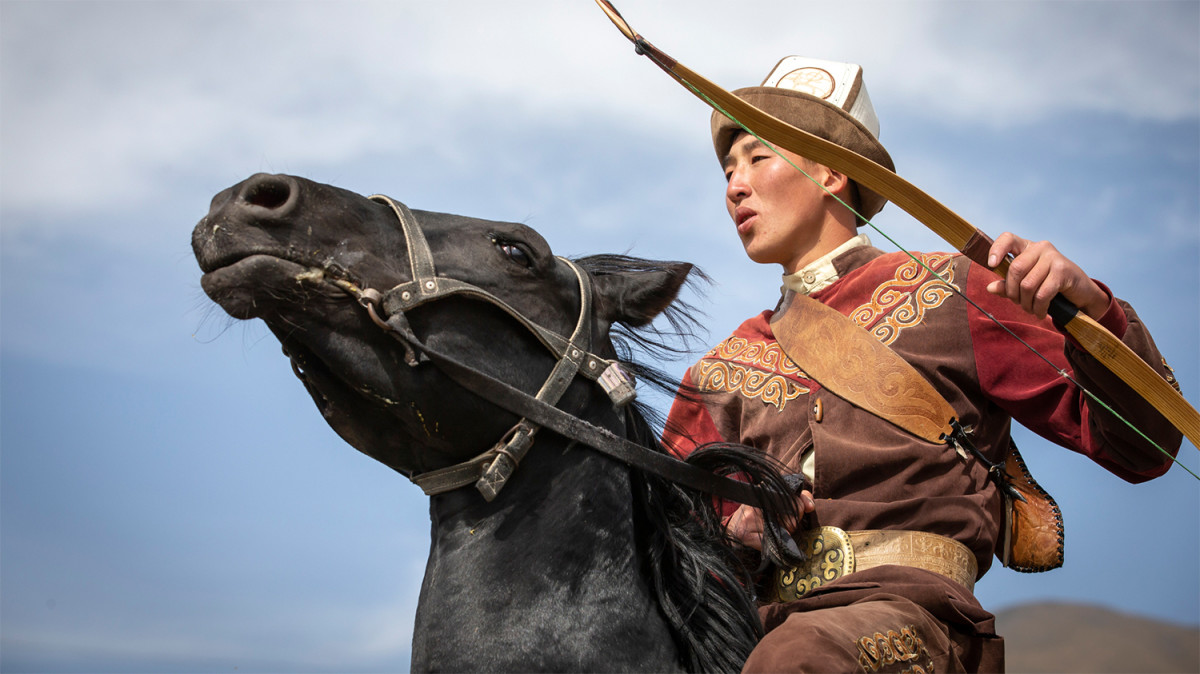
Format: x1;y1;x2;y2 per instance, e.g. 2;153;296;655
595;0;1199;450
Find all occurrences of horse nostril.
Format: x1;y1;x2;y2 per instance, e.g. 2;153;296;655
239;174;295;211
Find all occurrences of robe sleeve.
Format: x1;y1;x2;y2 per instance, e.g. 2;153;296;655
661;366;726;460
966;264;1182;482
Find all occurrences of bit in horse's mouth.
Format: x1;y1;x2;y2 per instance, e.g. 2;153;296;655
200;248;354;282
199;254;353;320
201;252;300;276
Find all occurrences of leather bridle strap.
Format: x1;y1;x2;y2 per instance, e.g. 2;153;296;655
368;194;619;384
358;194;636;500
335;195;773;507
402;329;771;509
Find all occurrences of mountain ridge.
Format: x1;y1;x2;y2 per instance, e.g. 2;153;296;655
995;601;1198;673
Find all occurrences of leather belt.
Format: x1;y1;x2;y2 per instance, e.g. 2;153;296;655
770;527;978;602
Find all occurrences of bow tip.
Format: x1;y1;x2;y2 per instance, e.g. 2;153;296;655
595;0;638;43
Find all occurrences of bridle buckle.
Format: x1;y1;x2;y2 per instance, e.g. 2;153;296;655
599;362;637;407
477;420;539;501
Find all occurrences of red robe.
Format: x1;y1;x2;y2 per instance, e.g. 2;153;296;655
662;246;1181;672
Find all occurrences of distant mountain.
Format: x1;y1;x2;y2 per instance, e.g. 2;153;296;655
995;602;1199;673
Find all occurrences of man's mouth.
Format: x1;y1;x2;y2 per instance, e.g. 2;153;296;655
734;207;757;233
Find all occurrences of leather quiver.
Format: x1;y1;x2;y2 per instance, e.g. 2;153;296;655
999;442;1064;572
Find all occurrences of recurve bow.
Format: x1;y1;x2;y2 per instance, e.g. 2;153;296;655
595;0;1200;450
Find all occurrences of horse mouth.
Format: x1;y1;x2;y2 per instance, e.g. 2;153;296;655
200;253;400;416
200;254;348;319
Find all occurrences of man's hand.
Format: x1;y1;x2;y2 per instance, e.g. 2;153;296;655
986;233;1110;321
725;490;816;552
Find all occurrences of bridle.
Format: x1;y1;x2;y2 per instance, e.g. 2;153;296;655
322;194;774;507
347;194;631;500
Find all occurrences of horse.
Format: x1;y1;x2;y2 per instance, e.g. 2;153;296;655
192;173;801;672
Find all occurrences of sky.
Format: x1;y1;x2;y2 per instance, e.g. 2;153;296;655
2;1;1197;672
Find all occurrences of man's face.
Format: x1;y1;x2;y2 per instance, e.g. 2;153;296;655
722;132;836;273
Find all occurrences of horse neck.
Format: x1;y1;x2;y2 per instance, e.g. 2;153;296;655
410;431;684;672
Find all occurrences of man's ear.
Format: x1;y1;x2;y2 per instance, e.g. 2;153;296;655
824;166;850;195
592;262;693;327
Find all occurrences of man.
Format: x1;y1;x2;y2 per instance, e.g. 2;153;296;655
660;57;1183;672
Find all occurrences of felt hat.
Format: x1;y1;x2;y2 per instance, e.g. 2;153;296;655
712;56;894;220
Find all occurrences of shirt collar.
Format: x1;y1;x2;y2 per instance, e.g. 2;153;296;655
781;234;872;296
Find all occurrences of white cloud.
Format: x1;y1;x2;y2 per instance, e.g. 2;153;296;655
867;1;1200;125
2;0;1195;228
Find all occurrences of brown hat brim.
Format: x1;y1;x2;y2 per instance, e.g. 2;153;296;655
712;87;895;220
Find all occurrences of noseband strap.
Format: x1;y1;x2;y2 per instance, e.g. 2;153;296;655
332;194;771;508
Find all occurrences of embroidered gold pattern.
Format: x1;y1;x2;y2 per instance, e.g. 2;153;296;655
856;625;935;673
706;336;808;377
695;360;808;411
693;336;810;410
849;254;959;346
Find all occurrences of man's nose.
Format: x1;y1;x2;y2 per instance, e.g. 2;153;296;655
726;167;750;202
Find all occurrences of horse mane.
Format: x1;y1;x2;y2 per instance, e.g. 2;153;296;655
570;253;710;426
574;254;800;672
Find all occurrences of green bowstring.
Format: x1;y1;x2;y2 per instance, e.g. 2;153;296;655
663;62;1196;481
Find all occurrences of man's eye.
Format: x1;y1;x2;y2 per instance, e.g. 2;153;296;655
495;241;532;267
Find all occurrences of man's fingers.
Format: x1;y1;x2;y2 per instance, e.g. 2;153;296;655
987;231;1029;268
800;490;816;513
727;505;765;550
1018;255;1056;318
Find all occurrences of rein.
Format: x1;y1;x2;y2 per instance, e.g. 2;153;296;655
326;194;773;508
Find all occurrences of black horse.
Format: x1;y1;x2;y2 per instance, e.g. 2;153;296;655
193;174;799;672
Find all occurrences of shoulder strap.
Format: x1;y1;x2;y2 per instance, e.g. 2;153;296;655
770;290;955;444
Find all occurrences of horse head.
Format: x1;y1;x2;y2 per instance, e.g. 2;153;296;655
192;173;692;479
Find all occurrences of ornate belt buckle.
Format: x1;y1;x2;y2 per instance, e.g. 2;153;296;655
770;526;855;602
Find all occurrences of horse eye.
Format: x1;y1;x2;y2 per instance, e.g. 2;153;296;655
495;240;532;268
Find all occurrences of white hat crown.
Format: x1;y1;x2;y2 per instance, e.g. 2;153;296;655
761;56;881;140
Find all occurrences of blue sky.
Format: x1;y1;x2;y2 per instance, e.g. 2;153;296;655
2;1;1197;671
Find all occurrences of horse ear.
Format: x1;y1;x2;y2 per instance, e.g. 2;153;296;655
593;262;693;327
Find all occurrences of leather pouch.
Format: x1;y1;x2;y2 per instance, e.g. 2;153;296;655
998;442;1064;572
